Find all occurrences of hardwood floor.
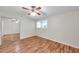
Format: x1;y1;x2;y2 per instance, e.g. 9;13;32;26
2;33;20;41
0;36;79;53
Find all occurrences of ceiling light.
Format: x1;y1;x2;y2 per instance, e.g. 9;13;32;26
31;12;36;16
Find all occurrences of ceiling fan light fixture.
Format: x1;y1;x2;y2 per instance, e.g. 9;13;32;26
22;6;45;16
31;12;36;16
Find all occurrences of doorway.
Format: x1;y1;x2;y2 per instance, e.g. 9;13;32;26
1;16;20;45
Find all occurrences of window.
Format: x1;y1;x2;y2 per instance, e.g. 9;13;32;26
36;21;41;28
42;20;47;28
36;20;48;29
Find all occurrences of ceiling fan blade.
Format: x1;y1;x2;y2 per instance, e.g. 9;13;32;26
28;13;31;15
35;11;41;15
22;7;30;10
36;7;41;10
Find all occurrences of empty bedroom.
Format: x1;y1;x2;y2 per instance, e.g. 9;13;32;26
0;6;79;53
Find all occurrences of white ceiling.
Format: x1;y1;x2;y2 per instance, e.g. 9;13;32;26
0;6;79;20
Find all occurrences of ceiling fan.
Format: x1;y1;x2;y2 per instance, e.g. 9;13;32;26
22;6;45;16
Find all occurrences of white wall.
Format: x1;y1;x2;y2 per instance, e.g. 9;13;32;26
36;11;79;48
20;17;35;39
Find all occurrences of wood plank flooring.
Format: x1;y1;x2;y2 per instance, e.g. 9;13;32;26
0;36;79;53
1;33;20;45
2;33;20;41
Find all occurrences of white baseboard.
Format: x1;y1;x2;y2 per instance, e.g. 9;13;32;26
37;35;79;48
